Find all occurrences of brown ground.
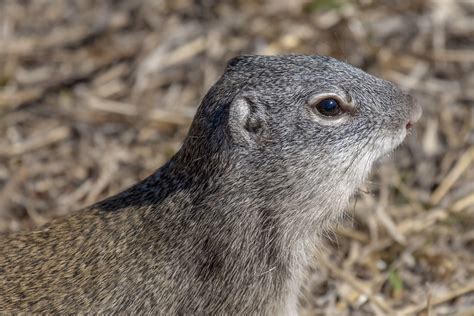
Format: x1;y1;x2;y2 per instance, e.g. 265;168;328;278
0;0;473;315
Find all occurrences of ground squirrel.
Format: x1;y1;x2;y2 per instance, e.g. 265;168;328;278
0;55;421;314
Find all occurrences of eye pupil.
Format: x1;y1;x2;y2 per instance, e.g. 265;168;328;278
321;99;337;111
315;98;343;117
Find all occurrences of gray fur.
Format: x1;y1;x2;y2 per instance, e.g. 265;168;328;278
0;55;421;314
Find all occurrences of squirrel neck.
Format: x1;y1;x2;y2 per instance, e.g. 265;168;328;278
95;145;343;313
166;152;315;313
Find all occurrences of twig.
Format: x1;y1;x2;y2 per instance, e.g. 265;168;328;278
375;169;406;244
336;227;369;243
430;147;474;205
452;192;474;212
0;126;71;157
432;49;474;63
319;254;394;314
397;282;474;315
79;89;194;125
0;35;140;111
0;13;129;56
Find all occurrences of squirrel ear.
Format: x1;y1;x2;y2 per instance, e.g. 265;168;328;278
228;94;266;143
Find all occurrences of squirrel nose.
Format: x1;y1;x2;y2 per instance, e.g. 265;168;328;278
406;96;422;129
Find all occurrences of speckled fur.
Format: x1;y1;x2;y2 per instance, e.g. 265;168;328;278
0;55;420;314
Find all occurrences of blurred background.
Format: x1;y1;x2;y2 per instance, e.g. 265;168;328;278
0;0;473;314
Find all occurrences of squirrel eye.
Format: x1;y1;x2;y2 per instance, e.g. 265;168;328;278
314;98;343;117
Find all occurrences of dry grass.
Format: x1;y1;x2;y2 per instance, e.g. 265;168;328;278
0;0;473;314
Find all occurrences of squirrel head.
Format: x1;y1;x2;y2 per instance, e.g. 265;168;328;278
179;55;421;221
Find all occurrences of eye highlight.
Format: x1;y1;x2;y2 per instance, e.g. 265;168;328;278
314;98;343;117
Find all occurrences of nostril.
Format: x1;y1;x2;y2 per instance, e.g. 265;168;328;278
406;121;412;129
